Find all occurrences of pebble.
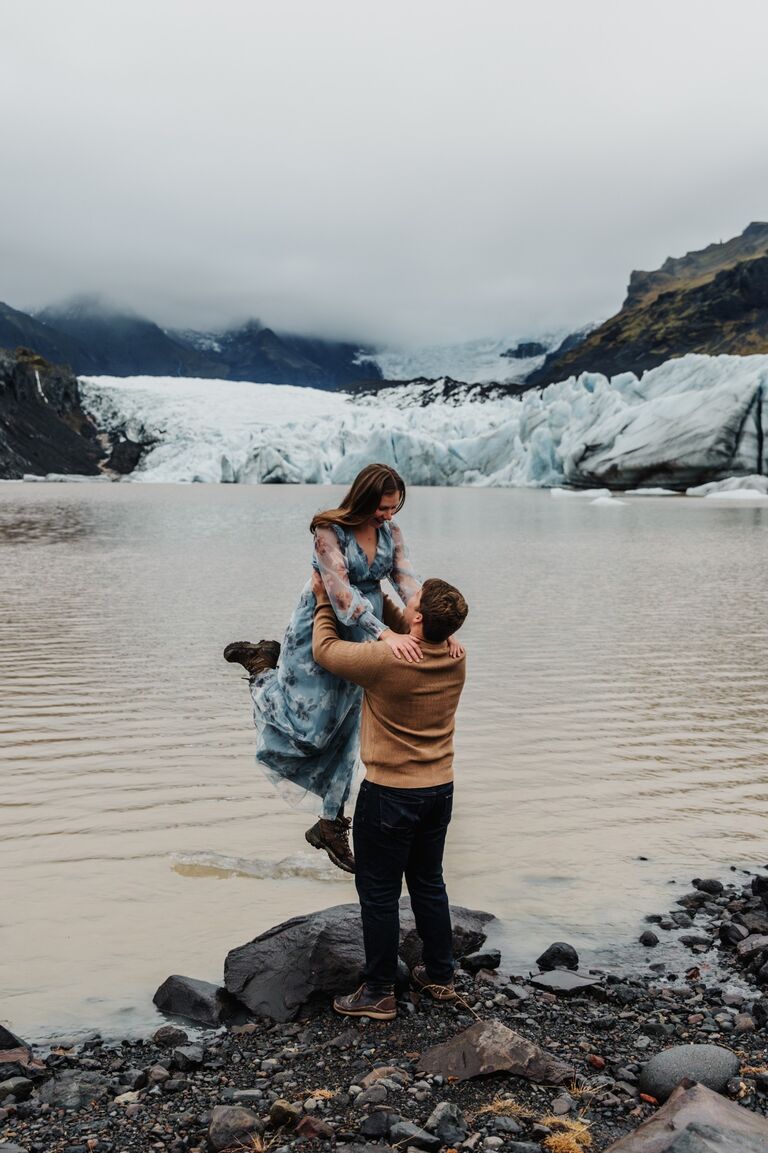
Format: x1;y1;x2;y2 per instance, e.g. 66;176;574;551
353;1084;388;1108
389;1120;441;1151
268;1099;301;1128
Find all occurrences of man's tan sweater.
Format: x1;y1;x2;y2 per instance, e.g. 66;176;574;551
312;593;466;788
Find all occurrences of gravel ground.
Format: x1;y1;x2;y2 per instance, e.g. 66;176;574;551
3;869;768;1153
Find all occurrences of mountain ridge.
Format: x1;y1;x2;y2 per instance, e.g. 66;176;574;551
2;297;382;389
527;222;768;386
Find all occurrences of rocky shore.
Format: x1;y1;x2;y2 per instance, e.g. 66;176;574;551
4;870;768;1153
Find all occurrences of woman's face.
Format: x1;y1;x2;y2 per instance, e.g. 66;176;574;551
370;492;401;527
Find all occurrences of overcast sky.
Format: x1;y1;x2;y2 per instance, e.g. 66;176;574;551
2;0;767;344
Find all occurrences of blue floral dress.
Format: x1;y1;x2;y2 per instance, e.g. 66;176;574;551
249;520;421;818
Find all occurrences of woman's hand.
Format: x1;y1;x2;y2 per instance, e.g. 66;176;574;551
310;570;325;599
381;629;423;663
447;635;465;659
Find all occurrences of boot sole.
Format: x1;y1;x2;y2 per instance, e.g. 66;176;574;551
305;827;355;875
333;1001;396;1021
223;641;281;667
223;642;253;663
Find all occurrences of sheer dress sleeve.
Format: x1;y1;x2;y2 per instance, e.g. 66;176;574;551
313;525;385;639
389;520;422;605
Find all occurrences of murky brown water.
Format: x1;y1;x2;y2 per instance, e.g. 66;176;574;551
1;483;767;1040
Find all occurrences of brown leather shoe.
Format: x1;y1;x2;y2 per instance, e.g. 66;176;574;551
305;815;355;874
410;963;457;1002
223;639;280;677
333;984;396;1020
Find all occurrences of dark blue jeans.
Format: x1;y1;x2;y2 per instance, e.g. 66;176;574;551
353;778;454;993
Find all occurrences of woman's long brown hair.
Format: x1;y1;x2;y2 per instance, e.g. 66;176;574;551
310;463;406;533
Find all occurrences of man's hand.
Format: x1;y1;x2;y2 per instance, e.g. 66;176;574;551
311;570;328;602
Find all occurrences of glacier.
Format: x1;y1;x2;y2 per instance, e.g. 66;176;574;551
356;332;568;386
79;353;768;488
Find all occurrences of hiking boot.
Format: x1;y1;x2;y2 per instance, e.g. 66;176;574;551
333;984;396;1021
305;815;355;874
410;963;457;1002
223;639;280;677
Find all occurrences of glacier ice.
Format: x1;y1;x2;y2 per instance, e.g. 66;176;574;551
703;487;768;500
550;487;611;498
356;332;568;386
687;474;768;496
624;488;678;496
80;352;768;488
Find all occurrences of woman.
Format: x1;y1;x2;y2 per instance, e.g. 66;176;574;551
224;463;463;874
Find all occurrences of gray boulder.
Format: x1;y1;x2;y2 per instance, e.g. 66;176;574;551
224;900;495;1021
0;1026;43;1082
338;1146;394;1153
418;1019;574;1085
389;1121;441;1151
171;1044;204;1071
535;941;579;971
208;1104;263;1151
604;1081;768;1151
0;1028;26;1050
359;1110;401;1139
153;974;247;1029
0;1077;33;1103
638;1045;740;1103
38;1070;109;1111
425;1101;468;1144
153;1025;188;1048
460;949;502;974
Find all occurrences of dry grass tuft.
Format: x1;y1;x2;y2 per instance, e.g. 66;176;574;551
540;1116;593;1152
542;1133;592;1153
566;1078;596;1101
236;1136;265;1153
741;1064;768;1076
235;1131;285;1153
473;1097;535;1120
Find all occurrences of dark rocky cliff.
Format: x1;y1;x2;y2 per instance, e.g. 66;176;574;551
0;347;105;478
527;222;768;387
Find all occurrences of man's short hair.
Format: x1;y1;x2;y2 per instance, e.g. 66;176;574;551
419;578;468;643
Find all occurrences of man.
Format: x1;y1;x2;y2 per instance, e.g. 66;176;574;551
311;570;468;1021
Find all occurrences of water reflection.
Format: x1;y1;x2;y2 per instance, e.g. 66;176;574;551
0;501;94;544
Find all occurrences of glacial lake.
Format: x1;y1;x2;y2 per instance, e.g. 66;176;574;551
1;482;767;1041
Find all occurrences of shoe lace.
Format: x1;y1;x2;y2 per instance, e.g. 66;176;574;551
332;816;353;846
